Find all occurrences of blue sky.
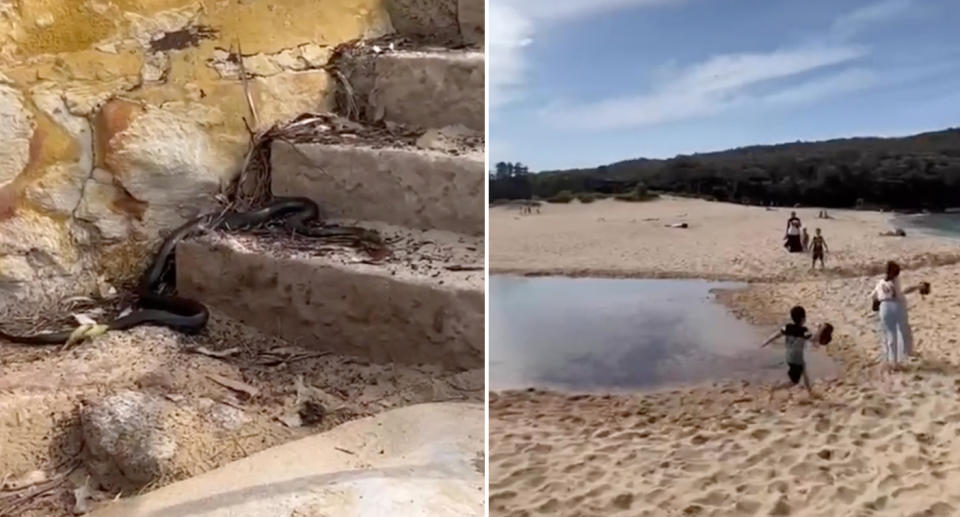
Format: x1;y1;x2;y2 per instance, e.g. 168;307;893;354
489;0;960;171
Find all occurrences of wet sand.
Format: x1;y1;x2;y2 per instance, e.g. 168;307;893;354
490;197;960;516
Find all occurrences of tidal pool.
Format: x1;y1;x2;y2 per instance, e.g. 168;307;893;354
489;275;838;391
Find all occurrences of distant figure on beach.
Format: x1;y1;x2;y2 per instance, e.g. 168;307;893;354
801;228;810;251
879;228;907;237
783;211;803;252
810;228;828;269
760;305;821;401
817;209;831;219
518;201;541;215
871;261;923;372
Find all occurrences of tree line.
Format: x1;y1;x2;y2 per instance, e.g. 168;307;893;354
490;128;960;211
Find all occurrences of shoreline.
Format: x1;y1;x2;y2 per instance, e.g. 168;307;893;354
491;249;960;283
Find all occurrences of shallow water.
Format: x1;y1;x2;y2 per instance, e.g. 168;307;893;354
489;275;838;391
894;213;960;239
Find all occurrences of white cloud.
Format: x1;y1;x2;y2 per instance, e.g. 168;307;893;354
666;46;867;94
539;46;869;130
761;68;877;105
488;2;533;107
517;0;682;21
830;0;915;39
489;0;683;106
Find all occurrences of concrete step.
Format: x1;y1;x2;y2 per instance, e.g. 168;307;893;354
176;224;484;371
87;402;484;517
333;43;483;131
270;128;484;236
385;0;484;46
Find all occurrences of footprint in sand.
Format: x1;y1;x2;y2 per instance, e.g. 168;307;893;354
814;418;831;433
913;502;955;516
526;443;552;455
596;443;620;454
788;460;815;477
863;494;889;511
777;453;797;467
610;493;634;510
693;490;729;507
731;499;761;516
834;485;859;504
878;474;900;491
903;455;925;470
535;498;561;513
585;468;607;483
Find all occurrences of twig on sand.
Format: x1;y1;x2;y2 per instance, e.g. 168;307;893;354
444;264;483;272
0;463;80;516
207;373;260;399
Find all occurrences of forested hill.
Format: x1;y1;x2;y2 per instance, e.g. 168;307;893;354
491;128;960;210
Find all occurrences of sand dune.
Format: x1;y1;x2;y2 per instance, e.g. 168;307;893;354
490;198;960;517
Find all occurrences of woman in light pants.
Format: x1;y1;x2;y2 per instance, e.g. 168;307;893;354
871;261;921;372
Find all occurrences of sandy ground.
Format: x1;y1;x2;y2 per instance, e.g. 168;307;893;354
88;402;484;517
491;197;960;281
490;198;960;516
0;311;482;517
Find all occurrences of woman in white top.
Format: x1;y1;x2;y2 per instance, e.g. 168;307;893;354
783;212;803;253
871;261;923;371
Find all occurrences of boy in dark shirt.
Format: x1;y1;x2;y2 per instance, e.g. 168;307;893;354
811;228;828;269
760;305;823;401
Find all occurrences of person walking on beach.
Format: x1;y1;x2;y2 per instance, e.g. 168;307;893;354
784;211;803;252
801;227;810;251
760;305;822;401
871;261;923;372
810;228;827;269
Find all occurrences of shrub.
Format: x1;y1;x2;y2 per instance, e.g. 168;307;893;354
547;190;574;203
577;192;598;203
614;184;659;202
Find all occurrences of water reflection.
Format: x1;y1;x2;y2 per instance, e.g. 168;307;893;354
490;275;838;391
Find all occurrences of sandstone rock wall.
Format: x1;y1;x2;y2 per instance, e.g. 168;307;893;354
0;0;393;310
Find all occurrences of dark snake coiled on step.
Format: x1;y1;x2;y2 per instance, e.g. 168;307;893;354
0;197;357;345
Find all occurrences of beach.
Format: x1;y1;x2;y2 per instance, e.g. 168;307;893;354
490;197;960;516
490;197;960;281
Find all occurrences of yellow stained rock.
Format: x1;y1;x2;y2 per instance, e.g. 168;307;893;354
0;0;391;304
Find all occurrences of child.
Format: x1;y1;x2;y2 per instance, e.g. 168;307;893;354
811;228;828;269
760;305;823;401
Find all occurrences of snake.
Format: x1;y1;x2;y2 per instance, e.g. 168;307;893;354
0;197;366;346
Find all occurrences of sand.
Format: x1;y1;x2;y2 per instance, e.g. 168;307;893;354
0;311;482;517
490;197;960;281
490;197;960;517
87;402;484;517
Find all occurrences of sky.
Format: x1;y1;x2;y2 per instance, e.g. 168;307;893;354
489;0;960;171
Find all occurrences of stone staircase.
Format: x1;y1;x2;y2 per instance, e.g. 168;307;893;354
175;0;485;372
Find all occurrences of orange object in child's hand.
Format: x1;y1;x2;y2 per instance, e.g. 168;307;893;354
817;323;834;346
